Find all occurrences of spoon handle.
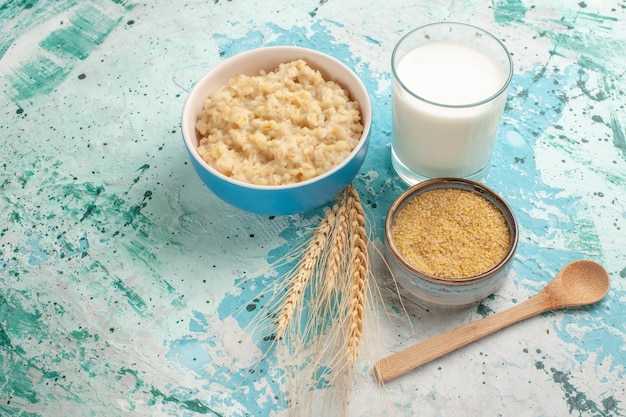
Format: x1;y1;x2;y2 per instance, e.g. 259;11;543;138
374;291;552;383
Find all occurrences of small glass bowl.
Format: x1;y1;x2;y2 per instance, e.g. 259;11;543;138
384;178;518;307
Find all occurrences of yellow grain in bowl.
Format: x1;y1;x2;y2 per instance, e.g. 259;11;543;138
391;188;510;279
195;59;364;186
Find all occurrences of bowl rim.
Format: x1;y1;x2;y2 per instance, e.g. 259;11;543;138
181;45;372;191
385;177;519;285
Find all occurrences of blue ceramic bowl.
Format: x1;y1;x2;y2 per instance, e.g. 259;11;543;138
181;46;372;216
385;178;519;307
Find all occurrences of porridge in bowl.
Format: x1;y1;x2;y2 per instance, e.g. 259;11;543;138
195;59;364;186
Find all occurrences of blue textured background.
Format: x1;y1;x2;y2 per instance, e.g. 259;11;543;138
1;1;624;416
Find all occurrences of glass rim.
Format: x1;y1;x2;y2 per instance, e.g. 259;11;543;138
391;22;514;109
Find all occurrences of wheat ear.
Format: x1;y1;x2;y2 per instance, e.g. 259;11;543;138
322;188;349;298
274;204;337;338
345;184;368;363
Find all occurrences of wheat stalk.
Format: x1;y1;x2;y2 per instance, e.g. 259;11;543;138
344;184;368;363
227;182;395;417
274;202;338;339
239;184;374;417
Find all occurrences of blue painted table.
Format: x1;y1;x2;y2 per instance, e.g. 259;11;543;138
1;1;624;416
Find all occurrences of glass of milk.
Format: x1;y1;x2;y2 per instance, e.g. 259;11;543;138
391;22;513;184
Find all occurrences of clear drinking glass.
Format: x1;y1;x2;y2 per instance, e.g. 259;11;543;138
391;22;513;184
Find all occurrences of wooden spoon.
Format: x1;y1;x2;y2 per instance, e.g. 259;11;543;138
374;259;610;383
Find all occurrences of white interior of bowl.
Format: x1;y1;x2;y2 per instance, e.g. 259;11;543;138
181;46;372;190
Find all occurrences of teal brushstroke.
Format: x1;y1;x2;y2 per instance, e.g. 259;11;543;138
0;324;12;348
116;368;221;415
38;2;124;61
40;26;99;60
578;54;609;74
0;0;80;60
55;232;89;259
110;0;138;9
7;55;72;100
0;405;39;417
578;10;619;23
0;292;44;343
117;367;143;392
0;292;48;413
69;4;121;41
493;0;527;23
550;367;619;415
148;387;223;416
5;2;126;102
10;173;185;318
111;277;148;315
545;17;625;75
609;112;626;161
58;181;105;202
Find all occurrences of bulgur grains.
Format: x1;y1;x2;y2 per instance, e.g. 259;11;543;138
195;59;363;186
391;188;510;278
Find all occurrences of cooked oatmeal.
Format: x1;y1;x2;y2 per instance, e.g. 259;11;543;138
195;59;363;186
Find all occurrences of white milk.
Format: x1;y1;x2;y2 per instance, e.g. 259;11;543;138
392;41;509;180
